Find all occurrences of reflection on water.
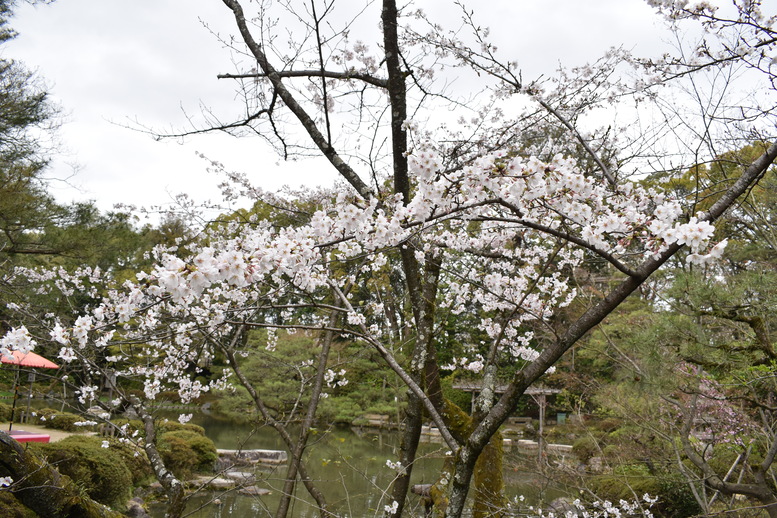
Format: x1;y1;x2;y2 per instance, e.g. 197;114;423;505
149;412;562;517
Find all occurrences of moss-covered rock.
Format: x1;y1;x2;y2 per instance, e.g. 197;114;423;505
0;431;121;518
31;435;133;507
0;491;38;518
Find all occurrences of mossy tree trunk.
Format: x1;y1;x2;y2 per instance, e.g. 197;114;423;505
429;400;506;518
0;431;122;518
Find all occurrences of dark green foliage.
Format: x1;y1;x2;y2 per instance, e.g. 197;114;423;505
318;397;363;424
440;375;472;414
589;466;700;518
217;330;402;425
0;0;59;263
158;429;217;478
656;476;703;518
32;435;133;507
593;418;622;433
0;402;13;421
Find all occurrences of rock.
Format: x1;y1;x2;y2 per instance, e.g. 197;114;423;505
196;477;234;490
86;406;109;418
239;485;271;496
126;497;151;518
548;497;580;517
216;449;288;471
224;471;256;484
547;443;573;453
588;456;604;473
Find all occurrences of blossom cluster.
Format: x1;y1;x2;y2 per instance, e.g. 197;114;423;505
0;136;727;441
514;494;658;518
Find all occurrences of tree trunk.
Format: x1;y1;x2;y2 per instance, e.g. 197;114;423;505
130;400;187;518
276;309;340;518
0;431;122;518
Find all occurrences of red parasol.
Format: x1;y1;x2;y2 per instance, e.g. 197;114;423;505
2;351;59;432
2;350;59;370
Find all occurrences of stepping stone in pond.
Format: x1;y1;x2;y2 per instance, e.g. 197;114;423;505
239;485;271;496
206;477;235;490
225;471;256;483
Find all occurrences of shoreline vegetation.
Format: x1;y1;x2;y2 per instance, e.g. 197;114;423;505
0;397;590;518
0;392;717;518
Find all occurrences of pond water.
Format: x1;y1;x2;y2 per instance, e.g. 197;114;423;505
147;411;565;517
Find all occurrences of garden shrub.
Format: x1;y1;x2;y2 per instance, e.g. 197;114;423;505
109;418;143;436
43;412;82;432
593;417;621;433
588;464;659;500
157;420;205;436
0;402;13;421
32;435;133;507
601;444;620;458
572;434;603;463
589;465;700;518
106;438;153;486
158;429;217;478
657;475;703;518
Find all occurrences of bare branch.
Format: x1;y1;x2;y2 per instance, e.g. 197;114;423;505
221;0;374;199
217;69;388;89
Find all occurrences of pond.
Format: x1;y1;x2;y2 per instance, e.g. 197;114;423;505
148;411;567;517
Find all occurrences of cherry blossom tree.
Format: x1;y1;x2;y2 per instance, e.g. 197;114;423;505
3;1;777;517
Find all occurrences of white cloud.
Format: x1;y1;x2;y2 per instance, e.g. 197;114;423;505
6;0;670;215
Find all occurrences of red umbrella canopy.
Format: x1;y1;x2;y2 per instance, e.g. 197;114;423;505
1;351;59;369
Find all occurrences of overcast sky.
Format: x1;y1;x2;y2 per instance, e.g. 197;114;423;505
6;0;671;218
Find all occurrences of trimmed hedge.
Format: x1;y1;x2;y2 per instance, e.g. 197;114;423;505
158;429;217;478
37;409;83;432
0;403;96;432
104;437;153;486
157;420;206;436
